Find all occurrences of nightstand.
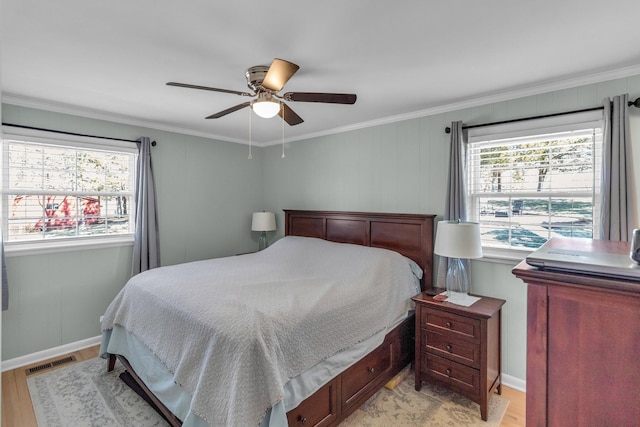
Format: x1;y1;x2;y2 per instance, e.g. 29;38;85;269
411;292;505;421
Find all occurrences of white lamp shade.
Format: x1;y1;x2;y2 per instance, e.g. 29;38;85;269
251;212;276;232
434;220;483;259
252;100;281;118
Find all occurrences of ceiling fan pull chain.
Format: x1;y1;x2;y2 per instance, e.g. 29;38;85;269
248;106;253;160
281;103;285;159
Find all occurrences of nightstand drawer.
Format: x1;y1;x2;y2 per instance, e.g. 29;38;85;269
421;329;480;368
421;352;480;396
421;308;480;342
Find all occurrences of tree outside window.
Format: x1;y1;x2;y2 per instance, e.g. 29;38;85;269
468;129;600;250
2;139;136;242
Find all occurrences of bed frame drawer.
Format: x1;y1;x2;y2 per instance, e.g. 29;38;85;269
340;340;392;410
286;315;414;426
287;378;339;427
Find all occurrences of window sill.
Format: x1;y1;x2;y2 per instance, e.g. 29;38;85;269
5;236;134;257
476;246;533;265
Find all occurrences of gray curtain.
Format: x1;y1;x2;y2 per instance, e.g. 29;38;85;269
2;233;8;311
599;94;634;241
132;137;160;276
436;121;469;287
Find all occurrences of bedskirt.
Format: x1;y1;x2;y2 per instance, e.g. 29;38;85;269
101;312;410;427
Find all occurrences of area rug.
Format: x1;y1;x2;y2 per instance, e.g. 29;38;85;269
341;374;509;427
28;358;508;427
27;357;167;426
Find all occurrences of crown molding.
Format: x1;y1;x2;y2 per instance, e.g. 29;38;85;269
4;63;640;148
262;63;640;146
1;93;255;146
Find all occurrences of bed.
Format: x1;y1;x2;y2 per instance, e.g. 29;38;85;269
100;210;435;427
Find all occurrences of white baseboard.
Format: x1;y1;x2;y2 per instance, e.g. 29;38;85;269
1;335;102;372
502;373;526;393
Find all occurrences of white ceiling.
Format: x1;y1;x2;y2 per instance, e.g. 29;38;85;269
2;0;640;145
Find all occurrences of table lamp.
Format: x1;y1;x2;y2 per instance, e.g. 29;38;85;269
252;212;276;251
434;220;483;295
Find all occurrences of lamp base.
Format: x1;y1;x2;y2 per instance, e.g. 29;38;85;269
258;231;268;251
445;257;469;295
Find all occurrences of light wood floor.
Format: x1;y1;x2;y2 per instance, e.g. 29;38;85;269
2;346;525;427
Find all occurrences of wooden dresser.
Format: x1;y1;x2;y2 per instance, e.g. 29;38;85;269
512;238;640;427
412;292;505;421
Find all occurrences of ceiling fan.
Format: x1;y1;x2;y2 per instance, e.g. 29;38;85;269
167;58;357;126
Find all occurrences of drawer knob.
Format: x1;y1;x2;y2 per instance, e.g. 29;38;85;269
446;368;451;376
446;344;452;352
368;367;375;374
446;321;453;328
300;416;307;425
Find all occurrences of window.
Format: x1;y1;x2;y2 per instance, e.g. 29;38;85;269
1;134;137;247
466;112;603;253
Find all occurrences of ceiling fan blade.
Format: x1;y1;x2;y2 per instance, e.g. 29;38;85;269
261;59;300;92
283;92;357;104
205;102;251;119
167;82;253;97
279;103;304;126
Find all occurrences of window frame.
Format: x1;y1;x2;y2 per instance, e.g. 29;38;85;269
1;128;138;256
464;110;604;262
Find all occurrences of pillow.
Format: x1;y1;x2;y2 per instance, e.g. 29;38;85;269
404;256;423;280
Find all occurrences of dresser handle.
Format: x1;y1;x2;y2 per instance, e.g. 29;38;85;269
446;321;452;328
446;344;452;352
368;367;375;374
300;416;307;425
446;368;451;376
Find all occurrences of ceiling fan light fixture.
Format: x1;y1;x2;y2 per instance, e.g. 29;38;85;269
169;58;356;126
252;99;281;118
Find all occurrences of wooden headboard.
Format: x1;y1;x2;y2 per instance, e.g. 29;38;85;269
284;210;436;290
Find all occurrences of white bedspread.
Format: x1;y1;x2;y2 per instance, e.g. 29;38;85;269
101;236;419;426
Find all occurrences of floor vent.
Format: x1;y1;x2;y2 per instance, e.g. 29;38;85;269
25;355;77;376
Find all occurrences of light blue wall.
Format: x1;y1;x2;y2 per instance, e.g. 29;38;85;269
3;74;640;384
1;104;265;360
0;64;3;374
263;75;640;384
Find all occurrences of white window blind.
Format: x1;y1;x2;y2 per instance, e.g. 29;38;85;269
466;114;603;252
2;136;137;244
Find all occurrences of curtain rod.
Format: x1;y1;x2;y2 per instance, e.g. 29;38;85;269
444;96;640;134
1;122;157;146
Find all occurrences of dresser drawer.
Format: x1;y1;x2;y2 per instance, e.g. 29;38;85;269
421;329;480;368
421;352;480;397
341;341;392;408
287;378;338;427
421;308;480;342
